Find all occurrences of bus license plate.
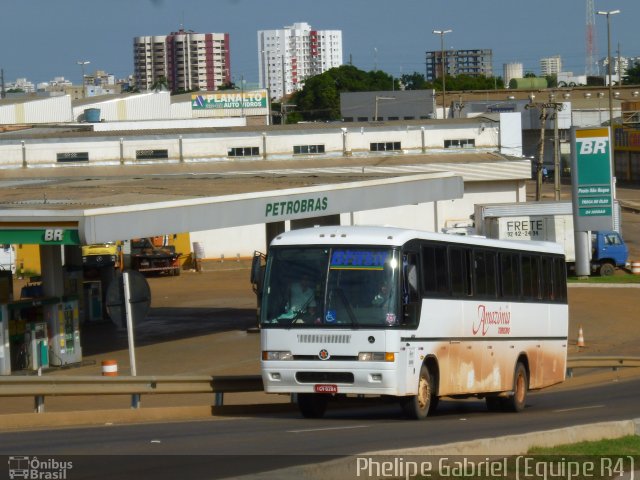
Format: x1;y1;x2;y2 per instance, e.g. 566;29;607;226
314;384;338;394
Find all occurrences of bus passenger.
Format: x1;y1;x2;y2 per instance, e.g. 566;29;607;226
371;281;390;308
288;274;316;313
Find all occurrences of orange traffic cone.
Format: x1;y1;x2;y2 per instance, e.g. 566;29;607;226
577;325;585;348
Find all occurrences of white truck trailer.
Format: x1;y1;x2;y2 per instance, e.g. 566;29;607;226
473;201;628;275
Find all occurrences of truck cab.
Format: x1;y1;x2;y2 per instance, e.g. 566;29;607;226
81;242;119;269
592;231;628;276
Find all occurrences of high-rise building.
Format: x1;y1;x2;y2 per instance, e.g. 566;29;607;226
258;22;342;100
600;55;636;82
540;55;562;76
426;49;493;81
133;29;230;93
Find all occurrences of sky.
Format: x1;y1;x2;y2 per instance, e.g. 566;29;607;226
1;0;638;86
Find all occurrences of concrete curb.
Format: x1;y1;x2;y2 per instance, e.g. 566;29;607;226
0;403;297;431
235;419;640;480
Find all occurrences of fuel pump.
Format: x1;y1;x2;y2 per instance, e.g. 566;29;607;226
25;322;49;370
46;300;82;366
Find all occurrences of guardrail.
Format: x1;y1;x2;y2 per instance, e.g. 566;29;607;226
1;357;639;414
565;356;640;377
0;374;263;413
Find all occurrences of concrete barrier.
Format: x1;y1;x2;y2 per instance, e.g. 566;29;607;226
240;419;640;480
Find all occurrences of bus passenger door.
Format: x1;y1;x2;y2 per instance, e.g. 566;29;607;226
399;343;419;395
401;253;421;326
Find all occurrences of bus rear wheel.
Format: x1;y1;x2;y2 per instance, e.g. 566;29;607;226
504;362;528;412
400;365;436;420
297;393;329;418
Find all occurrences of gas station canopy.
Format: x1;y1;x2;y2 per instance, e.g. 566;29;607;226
0;170;464;245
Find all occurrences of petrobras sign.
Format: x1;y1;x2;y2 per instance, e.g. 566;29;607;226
264;196;328;219
191;90;268;110
570;127;614;231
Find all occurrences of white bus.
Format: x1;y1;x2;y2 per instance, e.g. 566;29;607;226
253;226;568;419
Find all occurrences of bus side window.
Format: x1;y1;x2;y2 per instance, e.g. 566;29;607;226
421;244;448;295
450;247;472;297
542;256;554;300
554;257;567;302
403;253;419;303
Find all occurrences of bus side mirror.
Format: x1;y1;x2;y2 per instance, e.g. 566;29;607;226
250;251;265;291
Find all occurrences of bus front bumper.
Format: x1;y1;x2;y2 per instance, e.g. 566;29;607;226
261;360;402;396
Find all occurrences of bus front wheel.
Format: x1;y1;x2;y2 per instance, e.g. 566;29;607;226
401;365;436;420
297;393;329;418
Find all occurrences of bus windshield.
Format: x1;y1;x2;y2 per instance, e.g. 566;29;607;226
261;246;400;328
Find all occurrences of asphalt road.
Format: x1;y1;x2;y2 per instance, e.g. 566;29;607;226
1;376;639;479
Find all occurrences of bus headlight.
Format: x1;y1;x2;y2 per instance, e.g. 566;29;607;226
358;352;395;362
262;351;293;361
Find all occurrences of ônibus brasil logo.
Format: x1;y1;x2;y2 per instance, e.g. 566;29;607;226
8;456;73;479
473;305;511;336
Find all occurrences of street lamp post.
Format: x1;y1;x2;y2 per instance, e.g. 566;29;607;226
433;29;452;119
597;9;620;199
597;9;620;129
374;96;395;121
76;60;90;98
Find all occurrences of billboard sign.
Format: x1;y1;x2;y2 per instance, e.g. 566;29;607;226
191;90;268;110
570;127;614;231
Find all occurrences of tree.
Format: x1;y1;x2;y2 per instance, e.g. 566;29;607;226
400;72;430;90
150;76;169;92
623;61;640;85
545;74;558;88
290;65;396;122
218;81;237;90
444;75;503;91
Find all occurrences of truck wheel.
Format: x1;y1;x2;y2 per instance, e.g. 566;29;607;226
400;364;436;420
504;362;528;412
297;393;329;418
598;262;615;277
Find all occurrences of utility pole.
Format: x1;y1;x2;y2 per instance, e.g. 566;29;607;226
240;74;245;119
553;107;561;200
76;60;90;99
536;109;547;202
526;94;564;201
433;29;452;119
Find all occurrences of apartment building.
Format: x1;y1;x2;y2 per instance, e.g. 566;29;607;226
258;22;342;100
425;49;493;81
540;55;562;76
133;29;230;93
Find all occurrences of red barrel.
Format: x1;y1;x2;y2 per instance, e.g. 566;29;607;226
101;360;118;376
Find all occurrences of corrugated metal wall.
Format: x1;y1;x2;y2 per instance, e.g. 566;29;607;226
0;96;73;124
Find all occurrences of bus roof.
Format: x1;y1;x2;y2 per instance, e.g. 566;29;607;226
269;225;565;255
